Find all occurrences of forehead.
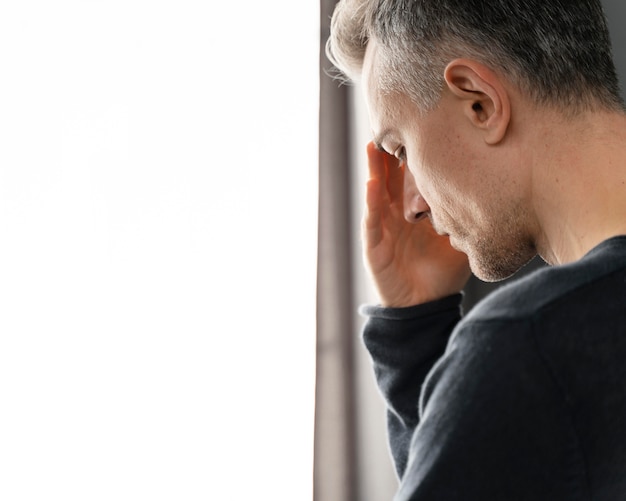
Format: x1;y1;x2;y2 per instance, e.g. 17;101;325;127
362;40;416;146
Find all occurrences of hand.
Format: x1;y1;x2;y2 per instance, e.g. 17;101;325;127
363;142;471;307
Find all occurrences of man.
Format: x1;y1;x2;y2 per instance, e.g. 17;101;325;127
326;0;626;499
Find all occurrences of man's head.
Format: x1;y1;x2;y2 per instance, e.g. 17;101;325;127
327;0;626;281
327;0;624;114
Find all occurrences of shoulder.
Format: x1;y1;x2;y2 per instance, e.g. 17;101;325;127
418;237;626;497
440;235;626;372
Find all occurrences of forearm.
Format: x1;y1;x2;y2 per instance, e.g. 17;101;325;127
361;294;463;476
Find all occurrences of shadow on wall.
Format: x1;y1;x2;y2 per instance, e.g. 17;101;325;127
603;0;626;97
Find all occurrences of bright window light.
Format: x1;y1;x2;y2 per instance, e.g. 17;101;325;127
0;2;318;500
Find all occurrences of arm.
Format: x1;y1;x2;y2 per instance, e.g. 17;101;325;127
361;295;463;477
360;141;470;475
365;313;587;500
391;320;587;501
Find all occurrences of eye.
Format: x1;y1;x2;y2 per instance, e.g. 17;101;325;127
394;146;407;165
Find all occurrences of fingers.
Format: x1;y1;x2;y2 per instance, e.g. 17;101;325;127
366;141;403;204
364;143;389;250
363;177;384;249
364;141;403;247
366;142;387;189
385;154;404;205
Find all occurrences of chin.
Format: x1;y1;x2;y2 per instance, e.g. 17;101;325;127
468;241;537;283
471;263;519;283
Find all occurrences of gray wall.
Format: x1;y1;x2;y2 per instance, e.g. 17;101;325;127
604;0;626;93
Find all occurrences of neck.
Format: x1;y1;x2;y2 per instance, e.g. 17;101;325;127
529;109;626;265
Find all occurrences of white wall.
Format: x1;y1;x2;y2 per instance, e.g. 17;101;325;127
0;2;318;500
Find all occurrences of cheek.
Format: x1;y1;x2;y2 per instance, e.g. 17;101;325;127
407;129;472;209
420;157;463;207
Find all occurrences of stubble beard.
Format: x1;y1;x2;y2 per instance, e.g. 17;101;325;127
467;228;537;283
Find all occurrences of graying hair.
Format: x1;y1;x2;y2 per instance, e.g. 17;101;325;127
326;0;624;113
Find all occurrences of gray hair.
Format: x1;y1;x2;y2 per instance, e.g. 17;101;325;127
326;0;624;113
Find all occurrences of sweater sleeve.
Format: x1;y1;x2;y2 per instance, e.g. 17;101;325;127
363;301;589;500
395;319;588;501
360;294;463;477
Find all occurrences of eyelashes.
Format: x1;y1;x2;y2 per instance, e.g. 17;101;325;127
376;140;407;167
394;146;407;165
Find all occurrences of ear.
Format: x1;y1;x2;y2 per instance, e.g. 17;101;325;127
443;59;511;145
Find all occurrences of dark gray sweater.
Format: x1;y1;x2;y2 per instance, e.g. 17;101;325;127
362;236;626;500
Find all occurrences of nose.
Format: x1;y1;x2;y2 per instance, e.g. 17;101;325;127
403;166;429;223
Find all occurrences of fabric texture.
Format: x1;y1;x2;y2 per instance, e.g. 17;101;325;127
361;236;626;500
